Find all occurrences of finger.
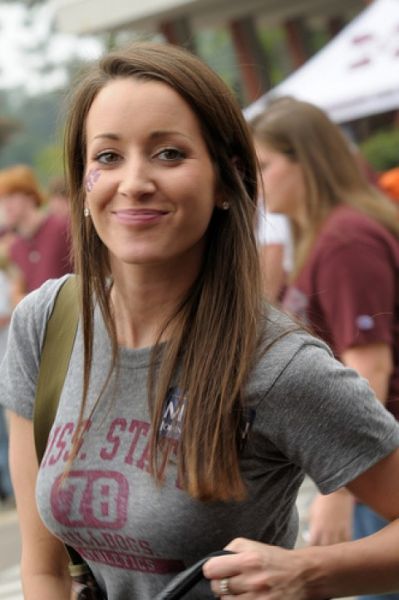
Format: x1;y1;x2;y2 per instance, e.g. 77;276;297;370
210;575;241;598
224;537;253;552
203;553;242;579
210;575;273;599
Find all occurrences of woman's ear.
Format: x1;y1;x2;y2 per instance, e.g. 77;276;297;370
214;182;229;211
215;194;230;211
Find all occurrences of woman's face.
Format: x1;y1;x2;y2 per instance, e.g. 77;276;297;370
254;139;306;224
84;77;219;274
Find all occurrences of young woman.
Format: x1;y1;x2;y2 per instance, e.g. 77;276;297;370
251;96;399;600
1;45;399;600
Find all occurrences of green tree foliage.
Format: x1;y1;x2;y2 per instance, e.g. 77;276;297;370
258;27;291;86
34;141;64;182
0;87;65;183
360;128;399;172
0;0;104;183
197;29;241;97
0;115;20;150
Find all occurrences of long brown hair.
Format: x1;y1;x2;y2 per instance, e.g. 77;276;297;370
251;97;399;276
64;42;262;501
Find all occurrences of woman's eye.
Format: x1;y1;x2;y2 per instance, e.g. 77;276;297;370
95;151;119;164
157;148;185;161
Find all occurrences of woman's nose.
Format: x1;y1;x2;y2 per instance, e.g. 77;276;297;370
117;157;156;199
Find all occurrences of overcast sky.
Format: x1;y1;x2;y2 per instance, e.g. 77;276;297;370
0;2;103;94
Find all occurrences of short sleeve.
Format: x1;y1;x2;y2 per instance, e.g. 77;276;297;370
315;239;395;354
0;277;68;419
255;340;399;494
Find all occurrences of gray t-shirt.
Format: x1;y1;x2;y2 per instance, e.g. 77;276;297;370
1;276;399;600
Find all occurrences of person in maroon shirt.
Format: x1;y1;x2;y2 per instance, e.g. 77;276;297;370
251;97;399;600
0;165;72;301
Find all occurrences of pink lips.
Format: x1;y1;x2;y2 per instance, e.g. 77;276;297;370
113;209;168;225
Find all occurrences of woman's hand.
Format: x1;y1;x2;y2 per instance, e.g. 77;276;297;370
203;538;312;599
203;452;399;599
308;490;353;546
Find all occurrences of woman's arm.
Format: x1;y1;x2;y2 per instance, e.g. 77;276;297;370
9;412;72;599
203;448;399;599
341;342;393;406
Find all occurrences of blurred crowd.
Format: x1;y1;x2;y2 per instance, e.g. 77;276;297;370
0;165;72;507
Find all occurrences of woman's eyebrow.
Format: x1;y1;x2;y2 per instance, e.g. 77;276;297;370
149;130;192;142
92;133;120;141
91;131;193;142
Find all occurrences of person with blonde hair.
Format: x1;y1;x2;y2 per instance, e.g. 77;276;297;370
0;45;399;600
251;96;399;600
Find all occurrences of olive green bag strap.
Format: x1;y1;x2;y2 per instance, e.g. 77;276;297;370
33;275;80;568
33;275;79;464
33;276;97;573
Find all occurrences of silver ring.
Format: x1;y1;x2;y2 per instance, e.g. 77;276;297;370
219;577;231;596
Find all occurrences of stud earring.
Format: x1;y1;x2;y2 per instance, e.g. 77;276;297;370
84;207;90;218
221;201;230;210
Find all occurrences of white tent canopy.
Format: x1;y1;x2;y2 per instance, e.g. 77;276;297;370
244;0;399;123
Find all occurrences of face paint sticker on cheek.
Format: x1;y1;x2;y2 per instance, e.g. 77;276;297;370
85;169;101;192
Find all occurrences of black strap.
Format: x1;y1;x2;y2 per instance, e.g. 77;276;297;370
154;551;234;600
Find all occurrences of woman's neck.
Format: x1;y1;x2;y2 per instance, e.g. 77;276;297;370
110;260;199;349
